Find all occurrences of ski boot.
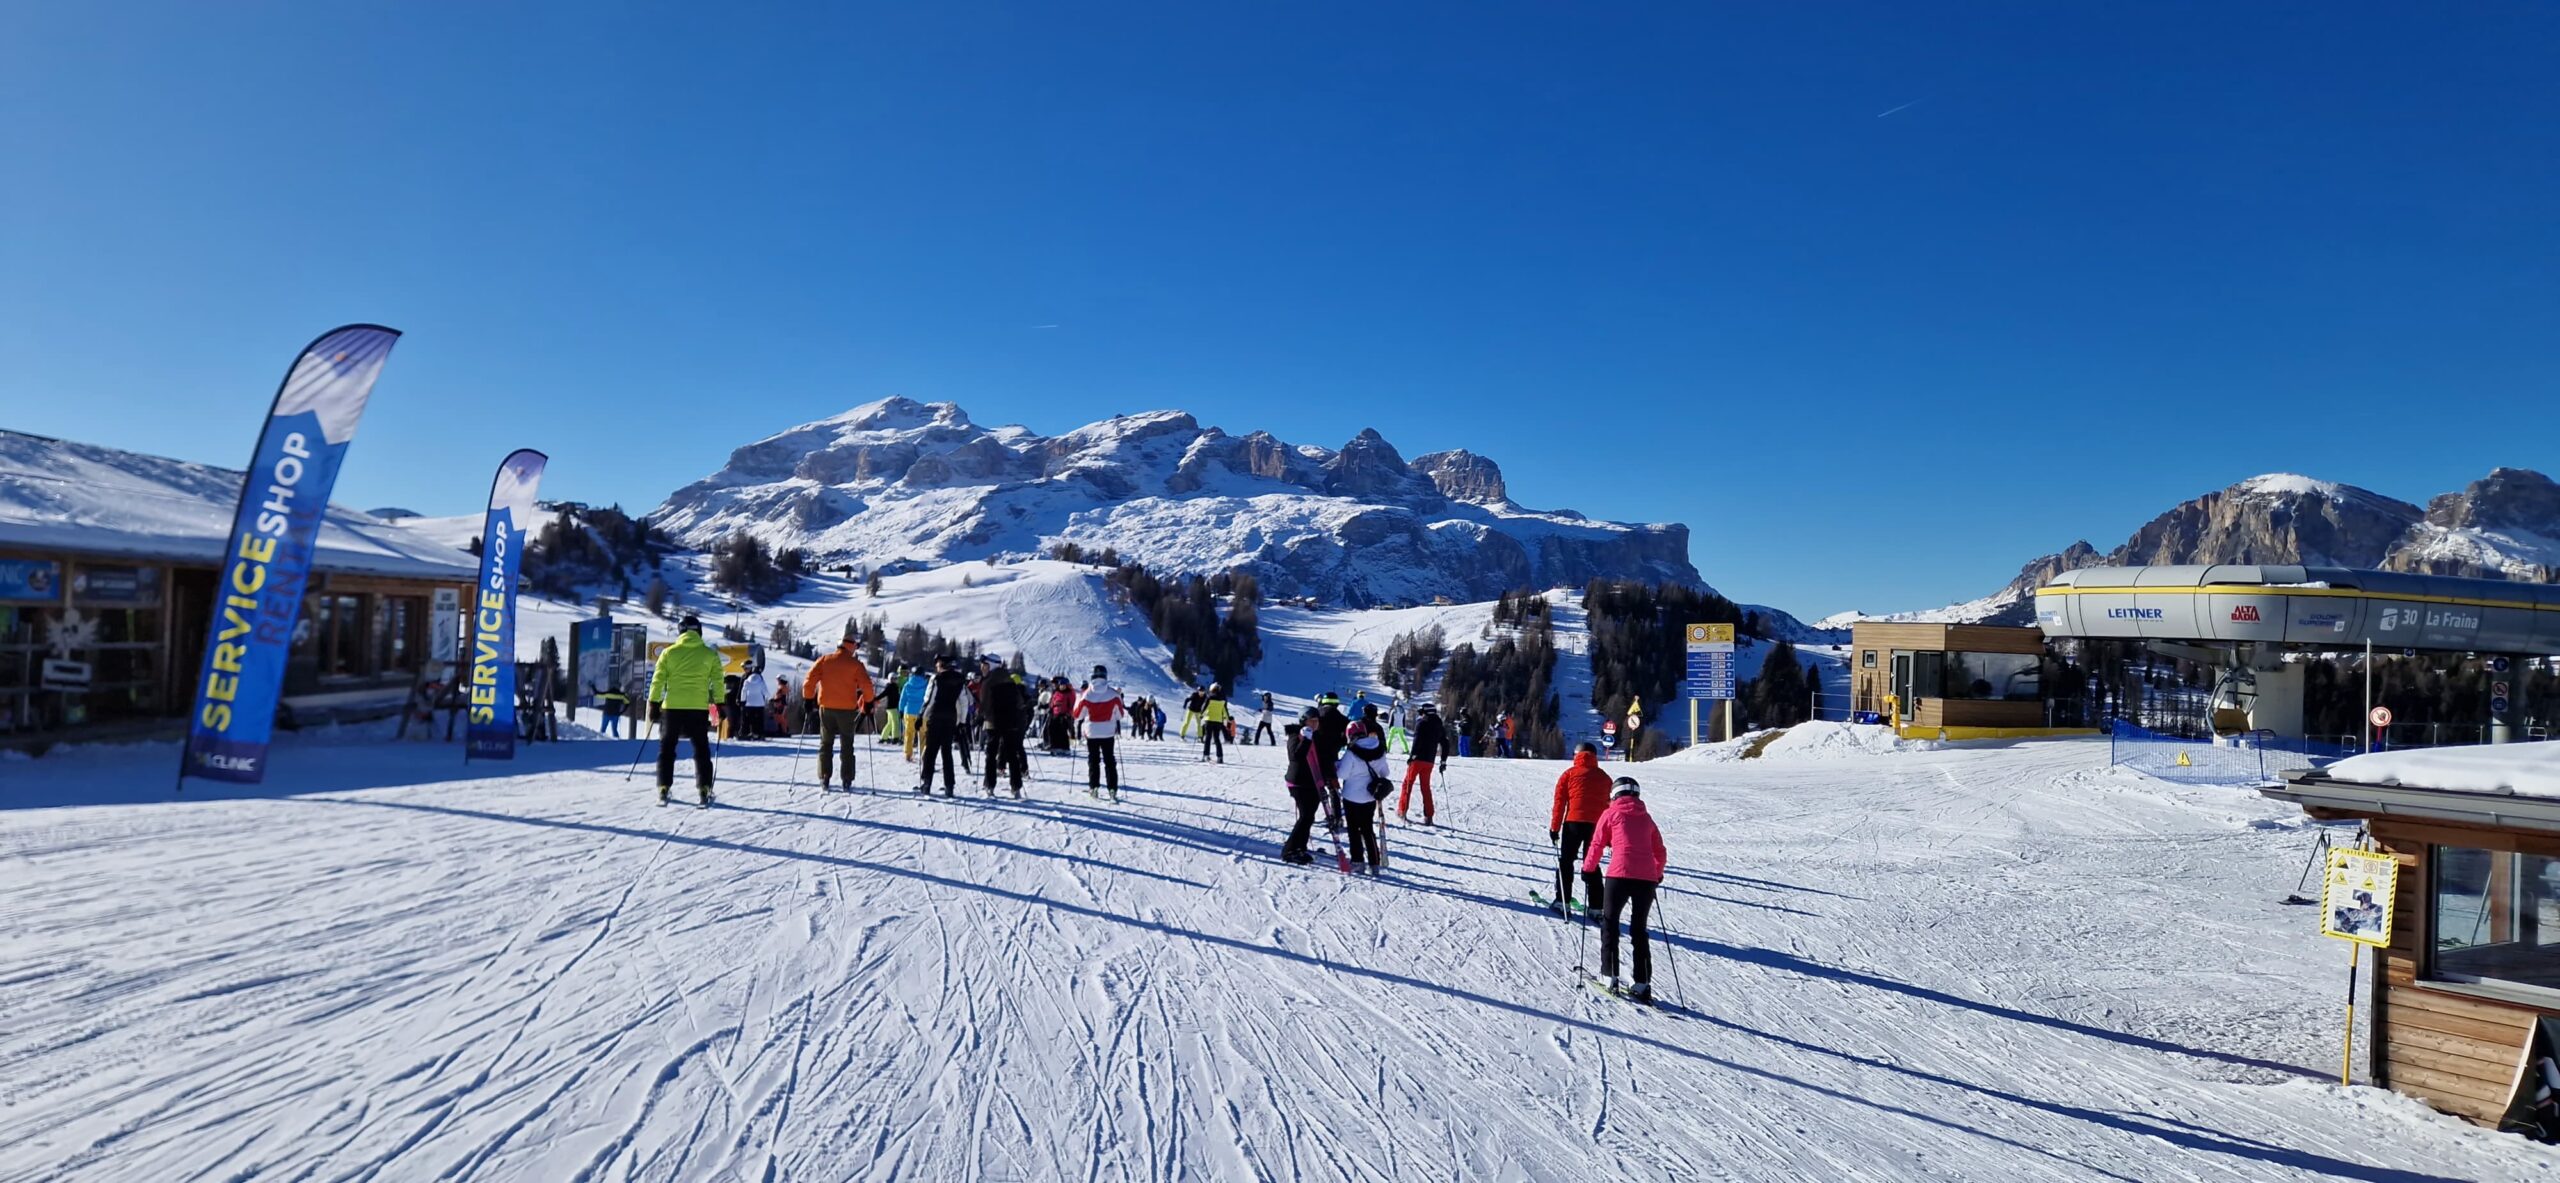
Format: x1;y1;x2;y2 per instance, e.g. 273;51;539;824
697;787;715;809
1625;982;1654;1006
658;785;671;806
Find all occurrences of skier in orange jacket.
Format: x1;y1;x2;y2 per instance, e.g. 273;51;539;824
802;637;877;790
1547;743;1614;913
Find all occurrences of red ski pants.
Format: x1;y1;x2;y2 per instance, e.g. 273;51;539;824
1398;761;1435;820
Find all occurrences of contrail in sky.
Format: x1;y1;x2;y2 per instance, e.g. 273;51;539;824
1876;99;1923;118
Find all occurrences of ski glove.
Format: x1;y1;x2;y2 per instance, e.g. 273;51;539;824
650;703;663;723
1549;829;1559;845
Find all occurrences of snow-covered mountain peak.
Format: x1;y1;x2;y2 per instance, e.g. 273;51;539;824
649;400;1704;605
820;395;972;433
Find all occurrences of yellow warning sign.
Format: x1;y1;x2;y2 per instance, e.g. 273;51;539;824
2321;849;2398;948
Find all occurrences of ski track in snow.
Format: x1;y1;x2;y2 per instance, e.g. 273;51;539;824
1;732;2551;1182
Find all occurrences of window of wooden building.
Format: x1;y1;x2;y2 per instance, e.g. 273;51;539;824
2433;845;2560;1001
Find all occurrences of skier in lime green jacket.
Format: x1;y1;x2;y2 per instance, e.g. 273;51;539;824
649;615;728;806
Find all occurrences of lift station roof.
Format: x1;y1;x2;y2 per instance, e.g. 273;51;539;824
2033;564;2560;653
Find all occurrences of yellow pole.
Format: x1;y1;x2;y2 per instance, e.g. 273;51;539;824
2341;941;2361;1086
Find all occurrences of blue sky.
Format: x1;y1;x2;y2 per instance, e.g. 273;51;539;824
3;2;2553;618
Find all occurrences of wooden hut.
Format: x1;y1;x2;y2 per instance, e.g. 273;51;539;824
2266;746;2560;1127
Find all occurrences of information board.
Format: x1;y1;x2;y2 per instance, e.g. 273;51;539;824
1684;622;1735;700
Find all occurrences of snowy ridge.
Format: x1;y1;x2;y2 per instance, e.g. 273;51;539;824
649;397;1702;607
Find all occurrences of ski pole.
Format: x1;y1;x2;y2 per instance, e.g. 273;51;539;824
1576;892;1592;977
1657;889;1684;1009
787;728;804;791
622;716;657;782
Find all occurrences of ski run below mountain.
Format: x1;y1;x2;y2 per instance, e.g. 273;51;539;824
4;731;2550;1182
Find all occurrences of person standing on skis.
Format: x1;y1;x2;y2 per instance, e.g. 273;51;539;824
1398;701;1449;824
803;629;877;791
740;665;770;741
879;664;907;746
1336;723;1391;874
1313;693;1351;794
647;614;726;806
1045;676;1076;754
1547;742;1613;913
1200;684;1230;764
898;659;932;763
1075;664;1125;799
1254;690;1277;745
915;654;969;795
1583;776;1668;1001
1178;686;1205;739
1279;716;1324;864
976;655;1031;797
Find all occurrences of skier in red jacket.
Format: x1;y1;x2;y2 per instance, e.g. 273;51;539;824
1583;776;1668;1001
1547;743;1614;913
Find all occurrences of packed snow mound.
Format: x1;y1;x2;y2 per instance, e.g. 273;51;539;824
648;396;1704;606
1756;720;1941;760
1654;721;1938;764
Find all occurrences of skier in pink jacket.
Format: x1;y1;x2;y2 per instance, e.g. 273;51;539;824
1581;776;1668;1002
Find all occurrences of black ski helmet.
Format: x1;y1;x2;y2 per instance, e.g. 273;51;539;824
1091;664;1108;679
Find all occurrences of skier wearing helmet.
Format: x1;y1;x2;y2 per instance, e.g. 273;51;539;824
1335;722;1392;873
1547;742;1614;914
1200;684;1231;764
1313;693;1351;795
1074;664;1125;801
1583;776;1669;1002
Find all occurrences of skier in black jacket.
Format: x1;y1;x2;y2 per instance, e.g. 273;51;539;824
1397;701;1449;824
915;655;970;796
1279;717;1323;864
1313;693;1351;809
976;656;1031;797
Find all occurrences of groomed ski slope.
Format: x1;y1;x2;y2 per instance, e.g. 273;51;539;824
4;733;2551;1182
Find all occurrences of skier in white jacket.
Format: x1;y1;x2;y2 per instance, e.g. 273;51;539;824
1073;665;1126;801
1335;725;1391;873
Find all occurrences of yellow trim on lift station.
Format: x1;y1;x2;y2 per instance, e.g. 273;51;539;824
2033;585;2548;613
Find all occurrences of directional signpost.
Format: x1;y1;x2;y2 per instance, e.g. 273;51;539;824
1686;623;1737;745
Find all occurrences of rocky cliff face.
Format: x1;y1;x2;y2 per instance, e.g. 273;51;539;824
2110;475;2422;569
2381;468;2560;579
1860;470;2560;624
651;397;1703;605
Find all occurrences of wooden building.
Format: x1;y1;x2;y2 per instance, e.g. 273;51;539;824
2266;752;2560;1128
1848;622;2050;734
0;429;477;748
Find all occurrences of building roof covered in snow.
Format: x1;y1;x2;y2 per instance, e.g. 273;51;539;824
0;429;478;582
2266;741;2560;833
